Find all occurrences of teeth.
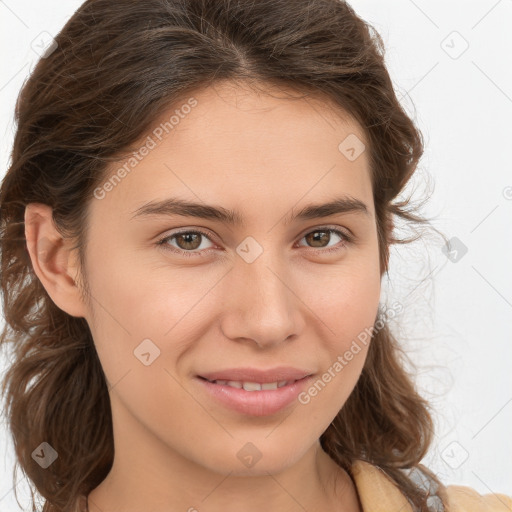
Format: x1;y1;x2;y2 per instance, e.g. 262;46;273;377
210;379;294;390
243;382;262;391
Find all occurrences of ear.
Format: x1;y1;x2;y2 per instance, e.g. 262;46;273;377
24;203;88;318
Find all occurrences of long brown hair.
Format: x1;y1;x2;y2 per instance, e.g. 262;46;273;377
0;1;449;510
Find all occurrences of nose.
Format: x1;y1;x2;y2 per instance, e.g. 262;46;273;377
219;251;306;349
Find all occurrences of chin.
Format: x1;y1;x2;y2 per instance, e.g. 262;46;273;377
191;438;308;477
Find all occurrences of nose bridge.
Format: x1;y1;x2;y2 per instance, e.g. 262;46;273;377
220;237;304;346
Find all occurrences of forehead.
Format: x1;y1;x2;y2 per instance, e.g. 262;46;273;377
166;79;367;151
92;80;373;221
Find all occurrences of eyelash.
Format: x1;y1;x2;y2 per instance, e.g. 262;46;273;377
156;226;353;258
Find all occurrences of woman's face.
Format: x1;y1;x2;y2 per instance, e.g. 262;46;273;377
80;81;381;477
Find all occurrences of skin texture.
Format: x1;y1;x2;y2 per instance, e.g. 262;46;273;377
24;80;382;512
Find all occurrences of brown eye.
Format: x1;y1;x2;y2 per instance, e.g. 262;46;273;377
297;227;351;253
304;230;331;248
157;229;215;258
174;232;202;250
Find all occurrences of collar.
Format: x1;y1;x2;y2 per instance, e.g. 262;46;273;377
350;459;413;512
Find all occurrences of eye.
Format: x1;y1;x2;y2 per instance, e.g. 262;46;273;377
156;226;353;258
295;227;352;254
156;229;216;258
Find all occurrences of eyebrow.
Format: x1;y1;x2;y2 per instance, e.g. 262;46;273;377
130;195;370;228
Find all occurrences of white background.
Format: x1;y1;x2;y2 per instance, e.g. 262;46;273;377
1;0;511;510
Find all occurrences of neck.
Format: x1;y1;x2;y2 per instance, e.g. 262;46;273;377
86;399;362;511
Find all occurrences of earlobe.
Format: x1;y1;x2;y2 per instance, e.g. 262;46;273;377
24;203;87;318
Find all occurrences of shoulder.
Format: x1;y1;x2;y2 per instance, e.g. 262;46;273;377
401;464;512;511
445;484;512;511
406;465;512;511
350;459;512;512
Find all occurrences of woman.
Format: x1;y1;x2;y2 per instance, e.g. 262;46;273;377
0;1;510;511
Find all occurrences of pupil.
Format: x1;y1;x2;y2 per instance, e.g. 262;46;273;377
178;233;201;250
307;231;329;247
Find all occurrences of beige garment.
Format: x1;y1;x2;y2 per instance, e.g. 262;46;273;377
351;459;512;512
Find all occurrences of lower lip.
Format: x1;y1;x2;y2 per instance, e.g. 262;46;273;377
196;376;312;416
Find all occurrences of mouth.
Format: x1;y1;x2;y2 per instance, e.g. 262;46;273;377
198;376;303;391
195;374;313;416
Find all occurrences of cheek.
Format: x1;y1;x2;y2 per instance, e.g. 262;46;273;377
84;251;230;392
297;289;377;428
304;254;381;343
291;264;380;418
85;242;199;334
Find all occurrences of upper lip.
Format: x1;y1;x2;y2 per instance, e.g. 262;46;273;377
198;366;313;383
